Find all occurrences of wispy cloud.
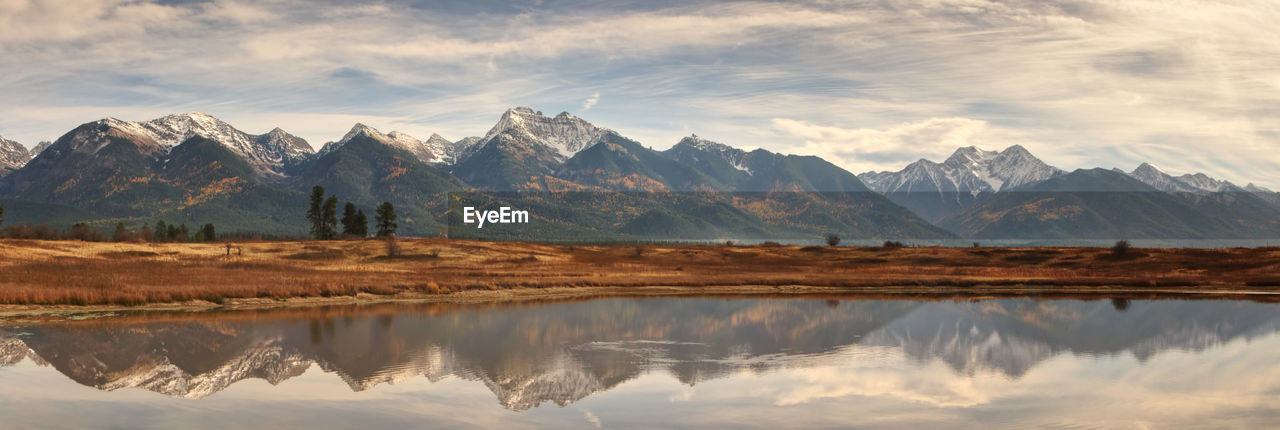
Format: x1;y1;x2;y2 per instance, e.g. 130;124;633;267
772;117;1010;173
581;92;600;111
579;407;603;428
0;0;1277;186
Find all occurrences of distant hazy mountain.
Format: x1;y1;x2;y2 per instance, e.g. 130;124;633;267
1128;163;1196;192
938;168;1280;239
857;145;1064;222
652;134;953;239
0;135;30;177
1124;163;1280;233
1244;183;1280;207
30;140;52;156
1127;163;1245;193
664;134;875;192
1176;172;1240;192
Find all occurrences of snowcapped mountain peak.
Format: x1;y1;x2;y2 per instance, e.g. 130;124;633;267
34;117;165;158
31;141;52;156
492;107;536;128
1245;183;1273;193
986;145;1062;190
857;144;1062;222
1176;172;1238;192
101;117;145;132
257;127;309;149
422;133;458;164
0;135;23;148
99;117;165;145
1125;163;1242;193
316;124;382;158
680;134;732;151
331;122;391;148
341;123;384;142
478;106;611;159
671;134;752;174
449;136;484;162
381;129;417;145
325;125;450;164
253;127;313;164
943;146;997;168
1127;162;1188;192
385;131;442;163
861;144;1062;195
1133;162;1164;174
143;112;240;144
1001;144;1031;156
0;135;31;175
907;158;939;169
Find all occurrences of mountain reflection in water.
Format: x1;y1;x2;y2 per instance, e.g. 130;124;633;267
2;297;1280;428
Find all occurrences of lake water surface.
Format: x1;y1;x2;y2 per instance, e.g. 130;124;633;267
2;297;1279;429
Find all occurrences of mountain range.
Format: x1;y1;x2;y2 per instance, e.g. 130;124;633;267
860;147;1280;239
1;108;1278;240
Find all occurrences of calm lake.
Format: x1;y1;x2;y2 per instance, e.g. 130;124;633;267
2;297;1279;429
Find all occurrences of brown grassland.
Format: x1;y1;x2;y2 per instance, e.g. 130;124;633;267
1;238;1279;312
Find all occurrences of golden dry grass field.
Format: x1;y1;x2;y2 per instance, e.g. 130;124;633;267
1;238;1279;307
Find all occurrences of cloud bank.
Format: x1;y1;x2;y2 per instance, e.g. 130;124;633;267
0;0;1277;186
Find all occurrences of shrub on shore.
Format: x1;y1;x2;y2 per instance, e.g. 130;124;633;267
1112;240;1132;256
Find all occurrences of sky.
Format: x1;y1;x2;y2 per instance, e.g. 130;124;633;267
1;0;1278;187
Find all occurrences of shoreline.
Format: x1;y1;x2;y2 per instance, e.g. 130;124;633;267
4;284;1279;324
3;238;1280;323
